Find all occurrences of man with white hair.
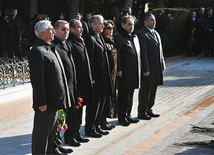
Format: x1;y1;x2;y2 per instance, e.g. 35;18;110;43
28;20;71;154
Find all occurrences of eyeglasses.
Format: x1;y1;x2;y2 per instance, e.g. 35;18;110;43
106;27;113;30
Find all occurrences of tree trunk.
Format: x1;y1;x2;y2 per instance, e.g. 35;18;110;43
155;0;164;8
30;0;38;19
69;0;80;20
79;0;85;14
103;0;112;18
124;0;133;8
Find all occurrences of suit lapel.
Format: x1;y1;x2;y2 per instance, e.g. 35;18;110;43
66;41;77;86
148;31;159;44
75;39;85;49
95;34;105;48
53;47;71;108
144;26;159;44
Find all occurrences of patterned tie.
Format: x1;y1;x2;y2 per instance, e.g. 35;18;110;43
151;31;158;41
62;42;68;51
80;37;85;46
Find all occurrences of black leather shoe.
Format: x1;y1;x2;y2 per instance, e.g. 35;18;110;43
101;117;115;130
53;148;63;155
58;146;73;153
101;121;114;130
65;138;81;147
85;130;102;138
96;127;109;135
105;122;115;129
76;135;90;143
126;116;139;123
118;119;130;126
138;113;151;120
147;112;160;117
108;124;115;129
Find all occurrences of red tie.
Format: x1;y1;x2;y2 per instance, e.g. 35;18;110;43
80;37;85;46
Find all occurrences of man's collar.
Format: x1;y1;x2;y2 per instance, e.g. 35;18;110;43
146;26;154;33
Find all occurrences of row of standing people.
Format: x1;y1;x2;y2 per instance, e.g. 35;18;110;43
28;13;165;154
187;7;214;57
0;6;134;60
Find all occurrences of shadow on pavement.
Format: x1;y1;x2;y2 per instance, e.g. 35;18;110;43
0;134;32;154
174;145;214;155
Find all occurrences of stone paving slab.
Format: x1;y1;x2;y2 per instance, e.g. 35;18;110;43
150;108;214;155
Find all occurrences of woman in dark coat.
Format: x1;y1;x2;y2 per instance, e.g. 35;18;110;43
101;20;117;130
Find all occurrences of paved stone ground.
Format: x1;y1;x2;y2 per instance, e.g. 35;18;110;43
0;54;214;155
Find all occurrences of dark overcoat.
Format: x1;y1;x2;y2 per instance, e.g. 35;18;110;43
137;26;166;88
84;31;112;97
52;37;78;106
67;33;94;105
28;38;71;111
5;16;24;40
114;28;141;90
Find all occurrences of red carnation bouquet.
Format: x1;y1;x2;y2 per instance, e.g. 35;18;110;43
57;97;83;131
74;97;83;109
57;109;68;132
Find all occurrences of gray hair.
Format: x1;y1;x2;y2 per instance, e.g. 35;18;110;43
34;20;52;38
54;20;69;29
89;15;103;29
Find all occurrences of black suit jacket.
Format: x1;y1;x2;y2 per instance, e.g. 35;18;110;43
187;17;198;34
204;15;214;40
85;30;112;97
28;38;70;111
137;26;166;88
67;33;94;105
81;21;89;39
52;37;78;106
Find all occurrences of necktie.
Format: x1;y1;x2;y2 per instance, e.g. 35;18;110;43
97;35;103;46
62;42;68;51
151;31;157;41
80;37;85;46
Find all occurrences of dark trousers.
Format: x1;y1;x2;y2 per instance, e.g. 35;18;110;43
32;110;58;154
64;106;83;140
188;33;198;56
118;89;134;121
6;37;22;59
197;31;205;54
204;37;214;56
138;86;157;114
188;45;198;56
85;96;106;132
53;130;62;150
